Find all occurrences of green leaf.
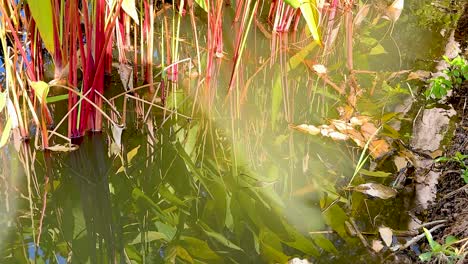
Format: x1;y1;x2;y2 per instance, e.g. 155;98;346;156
27;0;55;55
156;222;177;241
298;1;321;43
445;235;458;245
194;0;208;12
369;44;386;55
423;227;440;250
129;231;168;245
122;0;140;25
271;75;282;130
310;234;338;254
159;185;187;209
0;118;12;149
199;221;243;251
287;42;318;71
419;252;432;262
46;94;68;103
30;81;50;104
359;169;391;177
180;236;220;260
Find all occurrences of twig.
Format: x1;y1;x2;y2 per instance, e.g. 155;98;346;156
442;184;468;200
350;217;369;248
413;219;448;230
399;224;445;250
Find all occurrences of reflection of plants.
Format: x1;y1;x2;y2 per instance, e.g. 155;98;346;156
419;228;467;263
436;152;468;184
425;56;468;99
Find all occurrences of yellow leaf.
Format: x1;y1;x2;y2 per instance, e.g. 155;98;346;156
30;81;50;104
0;91;6;112
0;118;12;149
122;0;140;25
127;145;140;163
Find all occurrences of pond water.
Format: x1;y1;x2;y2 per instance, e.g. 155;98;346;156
0;1;454;263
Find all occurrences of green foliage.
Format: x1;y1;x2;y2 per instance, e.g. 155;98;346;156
425;56;468;99
419;228;465;263
411;0;463;29
436;152;468;184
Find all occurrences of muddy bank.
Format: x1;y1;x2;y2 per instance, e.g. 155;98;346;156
408;3;468;263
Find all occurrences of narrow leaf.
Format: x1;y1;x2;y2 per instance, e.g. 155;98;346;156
27;0;55;55
299;1;321;43
0;118;12;148
30;81;50;104
122;0;140;25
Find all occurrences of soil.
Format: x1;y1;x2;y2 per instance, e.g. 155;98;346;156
409;3;468;263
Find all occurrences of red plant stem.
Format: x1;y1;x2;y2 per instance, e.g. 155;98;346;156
345;3;353;71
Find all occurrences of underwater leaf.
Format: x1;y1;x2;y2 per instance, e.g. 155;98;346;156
378;226;393;247
0;91;6;112
129;231;168;245
322;202;353;243
46;144;79;152
359;169;391;178
122;0;140;25
288;42;318;71
174;246;194;264
180;236;220;260
156;222;177;241
352;183;397;199
159;185;187;208
259;229;290;263
27;0;55;55
369;44;387;55
30;81;50;104
199;222;243;251
0;118;12;149
310;234;338;254
271;76;283;129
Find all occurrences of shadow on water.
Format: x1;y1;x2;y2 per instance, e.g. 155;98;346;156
66;134;117;263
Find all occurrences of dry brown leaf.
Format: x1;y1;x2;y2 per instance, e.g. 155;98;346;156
329;131;349;141
378;226;393;247
372;240;385;252
46;143;79;152
352;183;397;199
349;116;370;126
291;124;321;135
407;70;431;81
360;122;378;140
369;139;391;159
